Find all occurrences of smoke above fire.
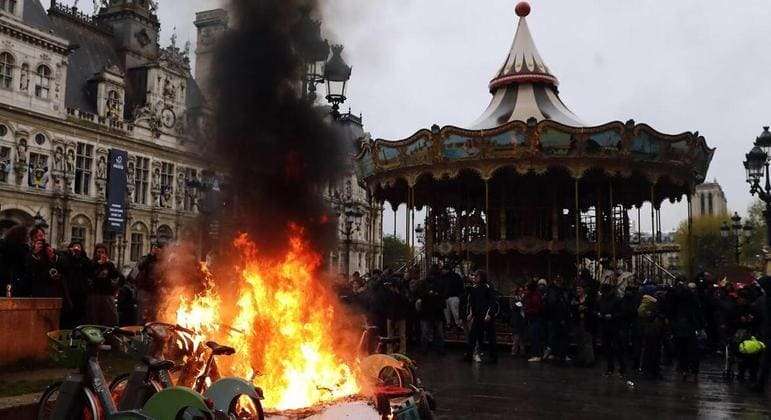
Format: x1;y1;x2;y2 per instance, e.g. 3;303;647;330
210;0;350;252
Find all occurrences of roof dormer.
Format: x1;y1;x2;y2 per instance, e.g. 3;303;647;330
90;64;126;121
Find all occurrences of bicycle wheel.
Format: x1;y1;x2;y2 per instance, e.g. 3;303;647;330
228;394;265;420
37;382;102;420
109;373;163;410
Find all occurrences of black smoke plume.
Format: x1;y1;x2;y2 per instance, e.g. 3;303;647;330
210;0;349;253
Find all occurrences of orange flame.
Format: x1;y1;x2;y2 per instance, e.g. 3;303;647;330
168;230;359;410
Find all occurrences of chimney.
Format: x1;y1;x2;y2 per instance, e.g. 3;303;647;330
194;9;228;100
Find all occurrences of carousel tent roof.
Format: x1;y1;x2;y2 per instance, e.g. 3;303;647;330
471;2;583;130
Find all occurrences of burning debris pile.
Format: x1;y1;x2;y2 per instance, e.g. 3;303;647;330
159;0;363;413
169;230;360;411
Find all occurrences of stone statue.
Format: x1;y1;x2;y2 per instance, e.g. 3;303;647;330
96;155;107;179
152;167;161;191
65;149;75;174
15;138;27;163
53;146;65;172
126;161;135;185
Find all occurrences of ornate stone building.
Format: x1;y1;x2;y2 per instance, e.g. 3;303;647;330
0;0;211;271
326;112;383;277
689;180;728;219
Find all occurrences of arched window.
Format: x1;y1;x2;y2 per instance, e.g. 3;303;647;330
0;53;14;89
156;225;173;243
35;65;51;99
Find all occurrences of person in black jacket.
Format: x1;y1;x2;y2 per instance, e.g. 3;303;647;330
668;282;704;381
86;244;122;326
544;276;570;362
463;270;498;364
58;241;91;328
442;266;465;331
597;283;625;376
416;265;446;354
752;276;771;392
23;239;64;299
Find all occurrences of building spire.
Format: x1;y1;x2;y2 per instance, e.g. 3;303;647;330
488;1;558;93
470;2;583;130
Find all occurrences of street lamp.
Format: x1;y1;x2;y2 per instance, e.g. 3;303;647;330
743;126;771;248
324;45;352;120
721;212;754;265
294;6;330;101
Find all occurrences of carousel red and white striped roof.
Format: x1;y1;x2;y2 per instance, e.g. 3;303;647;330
472;1;583;129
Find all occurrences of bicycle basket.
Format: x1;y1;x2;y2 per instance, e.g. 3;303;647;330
46;330;85;368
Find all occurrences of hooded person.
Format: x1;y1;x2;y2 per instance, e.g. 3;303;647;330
128;242;165;323
463;270;498;364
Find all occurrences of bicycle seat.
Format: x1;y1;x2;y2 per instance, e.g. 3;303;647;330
142;356;175;371
206;341;235;356
379;336;400;345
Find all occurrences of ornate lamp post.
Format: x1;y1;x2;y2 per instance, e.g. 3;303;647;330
294;7;330;101
324;45;352;120
744;126;771;247
720;212;754;265
331;189;364;279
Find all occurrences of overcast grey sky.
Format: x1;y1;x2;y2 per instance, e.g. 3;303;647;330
48;0;771;238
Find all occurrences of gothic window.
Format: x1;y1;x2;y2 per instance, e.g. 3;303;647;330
71;226;86;246
0;125;7;137
107;90;121;118
134;156;150;205
19;63;28;91
35;65;51;99
184;167;197;212
0;146;9;183
699;193;705;216
0;53;14;89
708;192;714;216
0;0;17;14
74;143;94;196
130;232;144;262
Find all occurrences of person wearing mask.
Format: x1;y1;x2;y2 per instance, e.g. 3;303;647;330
86;244;122;326
128;242;164;323
415;265;446;355
597;283;625;377
23;239;63;299
463;270;498;364
524;280;545;362
58;241;91;328
443;266;465;332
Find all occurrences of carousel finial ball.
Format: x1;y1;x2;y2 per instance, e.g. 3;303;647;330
515;1;531;17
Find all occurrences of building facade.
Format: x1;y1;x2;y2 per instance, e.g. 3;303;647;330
326;112;383;277
0;0;210;271
689;180;728;219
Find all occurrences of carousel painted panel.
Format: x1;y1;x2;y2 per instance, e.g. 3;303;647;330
586;130;622;155
539;128;572;156
630;131;662;161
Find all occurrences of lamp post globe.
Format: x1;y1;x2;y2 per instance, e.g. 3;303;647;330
324;44;352;119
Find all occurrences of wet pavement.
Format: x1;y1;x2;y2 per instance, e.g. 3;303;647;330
413;350;771;419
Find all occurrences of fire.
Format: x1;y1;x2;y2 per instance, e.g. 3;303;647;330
168;229;360;410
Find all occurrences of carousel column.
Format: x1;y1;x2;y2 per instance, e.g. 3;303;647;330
596;187;603;267
575;178;581;280
484;178;490;281
650;185;657;283
610;181;616;265
406;186;413;259
687;187;694;281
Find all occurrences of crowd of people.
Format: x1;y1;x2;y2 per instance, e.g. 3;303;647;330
339;265;771;393
0;224;164;329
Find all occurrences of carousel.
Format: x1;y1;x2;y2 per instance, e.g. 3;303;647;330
355;2;714;286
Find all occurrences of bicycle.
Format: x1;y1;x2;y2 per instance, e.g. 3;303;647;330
36;324;214;420
110;322;264;420
357;324;435;420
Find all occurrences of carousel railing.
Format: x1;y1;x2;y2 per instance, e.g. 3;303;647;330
637;254;677;284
